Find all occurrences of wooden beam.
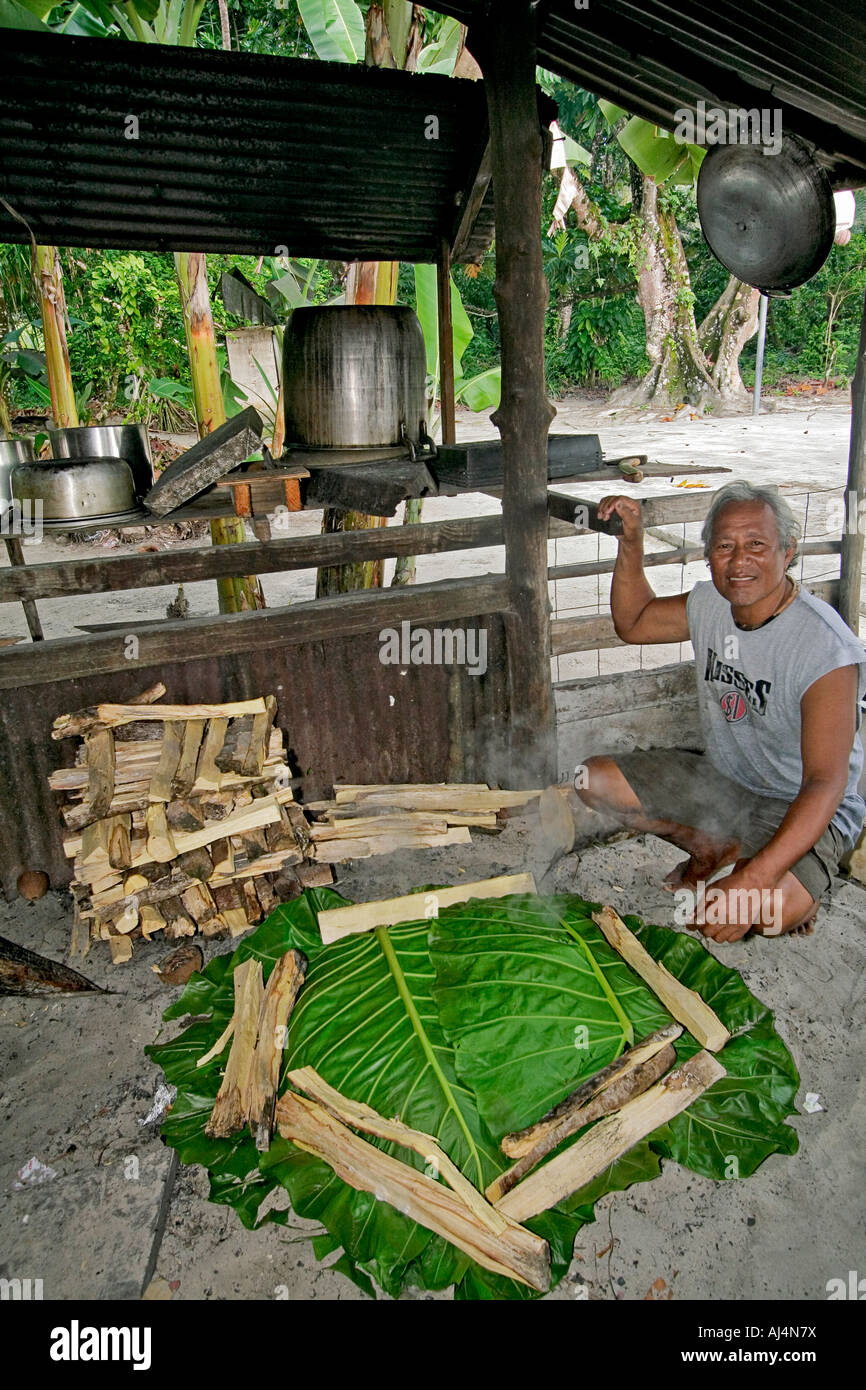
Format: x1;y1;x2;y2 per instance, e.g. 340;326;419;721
551;614;623;657
548;538;840;584
548;489;723;533
487;0;556;785
437;237;457;448
3;536;43;640
0;574;510;689
451;139;491;263
839;288;866;633
591;906;730;1051
0;516;506;605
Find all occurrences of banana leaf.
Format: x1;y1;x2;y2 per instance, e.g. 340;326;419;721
147;889;799;1300
297;0;365;63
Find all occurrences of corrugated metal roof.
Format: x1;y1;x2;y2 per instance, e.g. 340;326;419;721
441;0;866;185
0;30;494;260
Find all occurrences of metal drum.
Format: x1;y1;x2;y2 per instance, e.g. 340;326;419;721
48;424;153;498
0;437;35;505
282;305;427;449
11;456;138;524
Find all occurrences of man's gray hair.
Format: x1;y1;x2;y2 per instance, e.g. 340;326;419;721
701;481;801;569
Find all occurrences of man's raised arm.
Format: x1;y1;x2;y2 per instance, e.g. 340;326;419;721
598;495;690;644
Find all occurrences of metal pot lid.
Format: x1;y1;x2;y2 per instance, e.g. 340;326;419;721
696;134;835;295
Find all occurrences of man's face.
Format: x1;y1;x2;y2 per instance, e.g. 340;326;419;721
707;500;795;608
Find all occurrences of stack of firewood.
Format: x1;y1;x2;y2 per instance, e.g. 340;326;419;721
303;783;543;862
50;684;331;963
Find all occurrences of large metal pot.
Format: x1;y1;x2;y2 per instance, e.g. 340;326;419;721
11;456;137;523
0;437;35;505
696;134;836;295
282;305;427;449
48;424;153;497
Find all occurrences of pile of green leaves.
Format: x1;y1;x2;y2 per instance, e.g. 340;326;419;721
146;888;799;1300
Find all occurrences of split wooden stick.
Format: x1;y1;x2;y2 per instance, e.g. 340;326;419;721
205;958;264;1138
247;950;306;1150
196;1016;235;1069
486;1042;677;1204
148;721;184;803
288;1066;509;1235
276;1090;550;1292
500;1023;683;1159
591;907;730;1052
495;1050;726;1223
317;873;537;945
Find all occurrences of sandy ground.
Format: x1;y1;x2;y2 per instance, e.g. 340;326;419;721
1;391;864;1302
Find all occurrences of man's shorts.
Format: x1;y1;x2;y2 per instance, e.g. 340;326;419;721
609;748;849;903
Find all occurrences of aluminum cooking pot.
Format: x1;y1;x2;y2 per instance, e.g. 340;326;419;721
282;305;427;449
0;437;35;505
696;134;836;295
49;424;153;497
11;456;137;522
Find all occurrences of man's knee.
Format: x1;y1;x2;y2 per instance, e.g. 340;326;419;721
574;755;624;810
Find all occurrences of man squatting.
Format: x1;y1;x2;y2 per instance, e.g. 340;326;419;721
577;482;866;942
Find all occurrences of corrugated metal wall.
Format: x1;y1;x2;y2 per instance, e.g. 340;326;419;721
0;615;510;897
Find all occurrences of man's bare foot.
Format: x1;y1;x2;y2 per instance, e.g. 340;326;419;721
661;842;741;893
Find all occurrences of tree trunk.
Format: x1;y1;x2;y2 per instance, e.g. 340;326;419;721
33;244;78;428
174;252;265;614
698;276;760;402
615;178;714;408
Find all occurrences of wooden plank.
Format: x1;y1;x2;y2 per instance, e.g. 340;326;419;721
276;1090;550;1292
549;488;722;534
551;614;623;657
496;1050;725;1222
1;576;510;689
591;906;730;1051
839;288;866;631
0;516;505;604
437;237;457;447
317;872;537;944
247;951;306;1150
486;2;556;787
549;537;840;583
205;959;264;1138
3;535;43;640
451;138;491;262
144;407;262;516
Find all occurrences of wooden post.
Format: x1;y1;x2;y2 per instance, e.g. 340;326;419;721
4;538;43;641
485;2;556;783
839;289;866;635
437;238;457;447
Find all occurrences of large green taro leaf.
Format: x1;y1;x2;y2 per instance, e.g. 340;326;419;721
429;896;800;1180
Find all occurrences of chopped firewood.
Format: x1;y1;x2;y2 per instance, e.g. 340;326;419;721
0;935;104;996
499;1024;683;1160
148;721;184;803
284;802;312;857
154;942;203;987
112;901;140;936
248;950;307;1149
309;813;451;840
163;896;196;938
198;791;237;821
242;696;277;778
181;881;218;927
334;782;489;799
496;1051;726;1223
317;873;537;945
289;1066;509;1234
241;879;263;923
312;826;471;862
79;814;132;870
265;806;302;859
256;876;278;915
591;907;730;1052
70;899;91;959
109;934;134;965
211;883;249;935
54;698;267;740
124;863;167;894
64;730;116;832
139;904;167;940
165;799;206;833
276;1090;550;1292
233;826;271;861
51;683;166;740
145;804;177;864
206;958;264;1138
270;867;303;901
196;1016;235;1068
215;715;255;774
333;785;543;812
195;717;230;791
486;1043;678;1203
172;719;205;796
210;837;235;877
295;862;334;889
176;846;214;882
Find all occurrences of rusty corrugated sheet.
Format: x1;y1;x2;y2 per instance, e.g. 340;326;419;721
0;615;509;897
443;0;866;183
0;30;494;262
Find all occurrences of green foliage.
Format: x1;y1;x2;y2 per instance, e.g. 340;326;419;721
147;888;799;1301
